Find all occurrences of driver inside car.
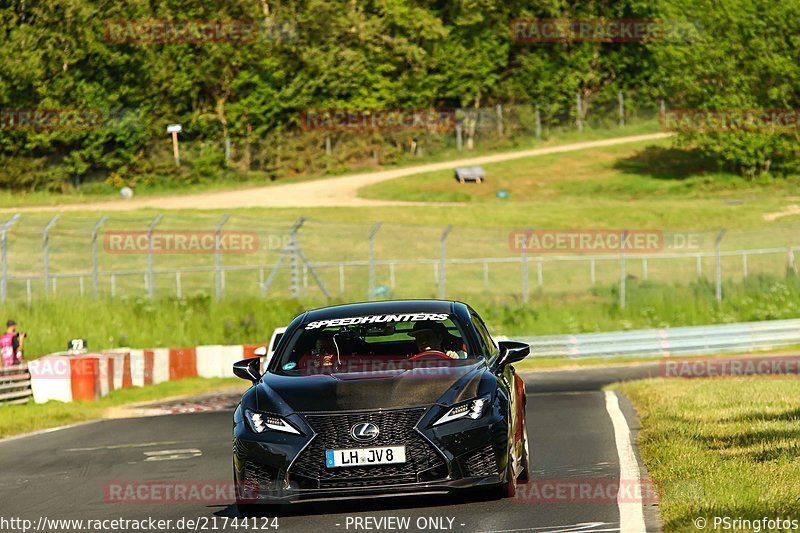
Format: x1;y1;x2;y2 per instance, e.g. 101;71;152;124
310;331;339;369
408;322;467;359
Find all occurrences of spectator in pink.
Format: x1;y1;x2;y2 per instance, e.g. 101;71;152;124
1;320;25;366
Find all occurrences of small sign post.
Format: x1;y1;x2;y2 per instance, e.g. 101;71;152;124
167;124;182;166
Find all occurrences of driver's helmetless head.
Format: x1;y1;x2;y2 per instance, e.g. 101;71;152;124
313;335;336;356
409;323;444;351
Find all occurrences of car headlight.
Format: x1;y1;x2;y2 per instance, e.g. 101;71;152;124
245;409;300;435
433;396;490;426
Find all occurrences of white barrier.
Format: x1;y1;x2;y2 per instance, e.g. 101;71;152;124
151;348;170;384
28;356;73;403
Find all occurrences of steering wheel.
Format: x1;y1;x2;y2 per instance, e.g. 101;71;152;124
408;350;452;361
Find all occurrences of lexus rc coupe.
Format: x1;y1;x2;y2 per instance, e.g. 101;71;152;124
232;300;530;512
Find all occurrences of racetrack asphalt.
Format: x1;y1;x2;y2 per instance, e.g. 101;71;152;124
0;364;663;533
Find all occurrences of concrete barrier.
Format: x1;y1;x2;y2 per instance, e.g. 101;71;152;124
28;343;255;404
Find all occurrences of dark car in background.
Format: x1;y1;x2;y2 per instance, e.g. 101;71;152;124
232;300;530;512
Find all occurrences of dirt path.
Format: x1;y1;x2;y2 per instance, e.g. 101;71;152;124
6;133;671;213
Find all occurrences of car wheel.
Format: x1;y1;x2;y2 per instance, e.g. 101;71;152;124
518;415;531;483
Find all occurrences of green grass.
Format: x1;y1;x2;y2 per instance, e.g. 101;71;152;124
0;120;662;209
6;273;800;358
0;377;246;438
611;378;800;531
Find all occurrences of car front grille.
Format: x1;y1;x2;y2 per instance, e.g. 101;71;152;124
289;407;447;489
461;444;498;477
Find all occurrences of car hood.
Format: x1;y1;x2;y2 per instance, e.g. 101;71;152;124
256;363;487;413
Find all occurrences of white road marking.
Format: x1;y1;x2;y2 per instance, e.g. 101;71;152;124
604;391;647;533
477;522;618;533
143;448;202;461
67;440;186;452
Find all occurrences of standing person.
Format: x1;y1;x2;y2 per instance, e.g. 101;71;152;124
1;320;24;366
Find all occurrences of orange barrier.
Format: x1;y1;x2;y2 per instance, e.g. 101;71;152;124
69;356;99;401
169;348;197;380
122;352;133;389
242;345;263;359
143;350;154;385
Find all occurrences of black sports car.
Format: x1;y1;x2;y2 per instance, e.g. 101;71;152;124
232;300;530;511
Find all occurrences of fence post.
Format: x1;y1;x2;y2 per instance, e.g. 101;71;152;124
642;257;648;280
483;261;489;291
1;214;21;302
789;247;797;274
42;215;60;296
619;229;628;309
534;104;542;140
290;217;305;298
590;258;596;286
537;260;543;289
339;264;345;294
742;253;748;279
715;229;726;303
496;104;504;137
91;216;108;298
368;222;382;297
521;242;528;303
576;92;584;133
438;225;452;299
618;90;625;127
215;214;230;301
147;214;164;298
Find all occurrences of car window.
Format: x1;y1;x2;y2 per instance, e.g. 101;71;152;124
471;312;497;360
274;313;478;375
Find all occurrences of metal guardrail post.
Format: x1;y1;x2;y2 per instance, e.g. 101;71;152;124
368;222;382;297
619;229;628;309
438;225;452;299
43;215;60;296
715;229;726;302
1;214;21;302
147;214;164;298
215;214;230;301
91;216;108;297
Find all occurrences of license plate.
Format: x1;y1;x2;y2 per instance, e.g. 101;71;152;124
325;446;406;468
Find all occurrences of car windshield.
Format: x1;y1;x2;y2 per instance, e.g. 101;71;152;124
272;313;477;375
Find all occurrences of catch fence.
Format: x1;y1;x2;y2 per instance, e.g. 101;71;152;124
1;214;799;306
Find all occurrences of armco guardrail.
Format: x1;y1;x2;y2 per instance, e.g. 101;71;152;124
0;364;32;404
518;318;800;358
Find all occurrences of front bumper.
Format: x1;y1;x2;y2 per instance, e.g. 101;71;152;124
233;405;509;503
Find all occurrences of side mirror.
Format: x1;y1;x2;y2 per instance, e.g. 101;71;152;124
233;358;261;383
496;341;530;367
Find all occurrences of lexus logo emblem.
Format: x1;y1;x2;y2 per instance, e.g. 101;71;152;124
350;422;379;442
